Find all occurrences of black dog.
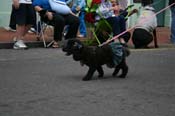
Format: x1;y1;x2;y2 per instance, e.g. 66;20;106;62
62;39;130;81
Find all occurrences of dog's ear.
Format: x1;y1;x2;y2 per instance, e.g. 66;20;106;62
64;39;83;50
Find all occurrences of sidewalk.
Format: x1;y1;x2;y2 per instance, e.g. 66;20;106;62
0;26;174;49
0;26;54;49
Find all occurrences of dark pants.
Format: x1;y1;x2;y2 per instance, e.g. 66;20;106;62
95;15;128;43
107;15;130;43
14;4;36;25
9;5;16;29
132;28;153;48
45;13;79;42
106;15;126;36
10;4;38;32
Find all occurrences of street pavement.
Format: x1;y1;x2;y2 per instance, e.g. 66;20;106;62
0;47;175;116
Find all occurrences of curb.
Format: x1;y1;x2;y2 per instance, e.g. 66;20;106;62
0;41;174;49
0;41;48;49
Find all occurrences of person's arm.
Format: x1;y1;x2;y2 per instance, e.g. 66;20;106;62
12;0;20;9
76;0;85;11
127;9;138;17
34;5;53;20
34;6;43;12
153;15;157;28
66;0;72;5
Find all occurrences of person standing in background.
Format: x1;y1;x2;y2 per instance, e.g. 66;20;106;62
5;5;16;31
5;0;37;33
169;0;175;44
13;0;36;49
67;0;87;38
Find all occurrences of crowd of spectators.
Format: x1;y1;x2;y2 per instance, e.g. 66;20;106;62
3;0;175;49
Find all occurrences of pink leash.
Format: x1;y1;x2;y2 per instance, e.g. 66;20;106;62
99;2;175;47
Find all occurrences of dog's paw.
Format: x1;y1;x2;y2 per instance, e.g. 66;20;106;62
82;77;91;81
112;72;118;77
98;73;104;78
118;74;126;78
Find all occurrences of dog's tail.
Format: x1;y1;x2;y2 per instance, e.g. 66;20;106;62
123;47;130;57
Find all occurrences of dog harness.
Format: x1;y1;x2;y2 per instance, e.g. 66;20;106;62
109;42;123;66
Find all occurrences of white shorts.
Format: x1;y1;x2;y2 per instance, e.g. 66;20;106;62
49;0;71;15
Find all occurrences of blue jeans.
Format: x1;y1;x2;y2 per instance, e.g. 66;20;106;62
78;11;87;36
171;7;175;43
72;7;87;36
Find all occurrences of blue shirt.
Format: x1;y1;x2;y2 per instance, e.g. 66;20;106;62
55;0;66;2
67;0;85;9
32;0;52;11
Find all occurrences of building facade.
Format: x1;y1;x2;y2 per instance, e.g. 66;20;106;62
0;0;171;27
0;0;12;27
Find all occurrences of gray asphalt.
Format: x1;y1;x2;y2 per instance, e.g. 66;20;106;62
0;48;175;116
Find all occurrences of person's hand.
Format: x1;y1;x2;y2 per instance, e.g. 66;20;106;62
46;11;53;20
111;5;120;11
132;9;138;14
76;6;81;11
39;10;47;16
13;0;20;9
70;11;77;17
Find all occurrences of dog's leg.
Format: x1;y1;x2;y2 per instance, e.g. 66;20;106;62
83;67;96;81
118;60;128;78
112;65;121;77
96;66;104;78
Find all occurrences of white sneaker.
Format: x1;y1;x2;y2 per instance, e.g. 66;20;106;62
77;34;86;38
28;28;36;33
13;40;28;49
4;27;16;32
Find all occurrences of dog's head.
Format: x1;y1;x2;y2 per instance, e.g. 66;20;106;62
62;39;84;61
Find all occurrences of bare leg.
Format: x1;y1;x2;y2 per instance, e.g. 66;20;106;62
15;25;26;39
13;24;31;49
23;25;32;36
